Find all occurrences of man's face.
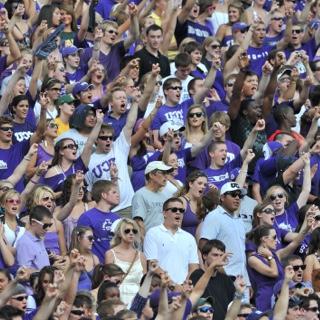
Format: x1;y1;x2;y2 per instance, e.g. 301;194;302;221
96;129;114;153
220;191;242;212
290;26;304;46
111;90;127;115
290;258;305;282
79;88;93;104
84;110;97;128
163;201;185;229
190;79;204;96
65;52;80;68
286;305;305;320
204;247;224;266
164;82;182;105
252;24;266;46
32;216;53;238
176;65;191;80
149;170;167;188
103;26;118;45
8;294;28;312
243;102;262;124
146;29;163;51
303;300;319;320
270;14;284;33
242;75;259;97
209;143;227;167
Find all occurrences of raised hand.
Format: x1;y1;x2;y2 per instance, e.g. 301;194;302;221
69;249;80;267
253;119;265;132
45;283;59;300
238;51;249;69
151;63;160;76
208;252;232;270
234;275;246;294
258;246;273;258
39;92;49;109
284;265;295;282
128;3;138;16
95;109;104;123
244;149;255;164
35;161;49;177
15;267;30;282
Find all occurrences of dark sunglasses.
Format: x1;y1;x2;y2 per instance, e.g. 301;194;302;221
210;44;221;49
292;29;302;34
315;215;320;221
63;143;78;150
50;87;61;91
237;314;251;318
270;193;285;201
32;218;53;230
236;29;247;33
48;122;58;129
225;191;244;199
198;306;214;313
12;295;27;301
226;82;234;87
166;207;185;214
0;186;11;192
124;228;138;234
156;80;162;86
292;265;306;271
272;17;284;21
86;235;94;241
98;135;114;141
70;310;85;316
189;112;203;118
0;126;13;132
262;208;275;215
168;86;182;91
107;29;118;35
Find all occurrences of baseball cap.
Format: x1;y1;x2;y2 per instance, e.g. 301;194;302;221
159;121;185;137
194;296;214;309
144;161;172;175
61;45;83;57
262;141;283;160
277;66;293;82
220;182;246;196
72;82;94;96
232;22;249;32
247;310;270;320
56;94;75;106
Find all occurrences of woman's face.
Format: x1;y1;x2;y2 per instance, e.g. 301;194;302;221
205;41;221;58
228;6;240;23
54;63;66;83
14;100;29;120
188;107;205;128
268;187;286;212
80;230;94;251
0;273;9;293
60;139;78;162
91;64;105;84
128;64;139;81
38;191;55;213
4;194;21;217
47;82;62;101
60;9;73;26
262;229;277;250
190;49;202;65
167;153;179;176
13;79;26;96
41;273;52;291
189;176;208;198
76;182;85;201
52;7;61;26
121;223;137;244
257;205;276;226
45;121;58;139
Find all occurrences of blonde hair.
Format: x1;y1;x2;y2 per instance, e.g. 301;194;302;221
27;185;55;210
0;189;20;207
264;185;289;207
110;218;140;248
185;104;208;140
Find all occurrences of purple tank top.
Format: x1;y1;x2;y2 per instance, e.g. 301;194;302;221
44;231;60;255
181;198;199;237
36;144;53;166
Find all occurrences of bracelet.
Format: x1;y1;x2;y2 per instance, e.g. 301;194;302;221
239;170;248;173
234;292;244;300
24;157;31;161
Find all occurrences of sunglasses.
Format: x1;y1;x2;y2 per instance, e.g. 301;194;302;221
166;207;185;214
42;196;54;202
210;44;221;49
0;126;13;132
50;87;61;91
270;193;285;201
107;29;119;36
6;199;21;205
12;295;27;301
225;191;244;199
292;29;302;34
48;122;58;129
168;86;182;91
124;228;138;234
198;306;214;313
98;135;114;141
156;80;162;86
70;310;85;316
292;265;306;271
226;82;234;87
0;186;11;192
272;17;284;21
237;314;251;318
262;208;275;215
268;235;277;240
86;235;94;242
189;112;203;118
32;219;53;230
63;143;78;150
315;215;320;221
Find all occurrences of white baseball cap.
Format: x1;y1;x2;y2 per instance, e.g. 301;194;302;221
159;121;185;137
220;182;246;196
145;161;172;175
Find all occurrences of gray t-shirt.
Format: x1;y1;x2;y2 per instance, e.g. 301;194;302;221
239;196;257;233
131;186;174;231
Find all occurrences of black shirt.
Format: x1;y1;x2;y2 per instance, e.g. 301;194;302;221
190;268;235;320
134;47;170;79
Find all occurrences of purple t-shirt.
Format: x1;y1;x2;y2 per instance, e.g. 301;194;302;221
203;156;241;190
80;41;126;82
103;111;128;139
77;207;120;262
264;31;284;48
275;202;299;233
175;147;193;183
247;45;272;77
151;98;193;130
190;139;241;170
66;69;86;84
13;121;36;144
252;157;275;196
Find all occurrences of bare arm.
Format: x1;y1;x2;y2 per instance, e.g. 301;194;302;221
191;127;214;157
77;0;90;42
30;93;48;145
236;150;255;187
123;100;139;143
123;4;139;50
29;59;44;101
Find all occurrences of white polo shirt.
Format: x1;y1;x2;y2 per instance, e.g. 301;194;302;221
144;224;199;284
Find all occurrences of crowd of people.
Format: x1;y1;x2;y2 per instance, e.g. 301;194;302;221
0;0;319;318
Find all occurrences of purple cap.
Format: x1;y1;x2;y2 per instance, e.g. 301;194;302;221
61;45;82;57
232;22;249;32
72;82;94;96
247;310;270;320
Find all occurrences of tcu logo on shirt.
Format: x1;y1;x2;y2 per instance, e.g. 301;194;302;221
92;158;116;178
14;131;33;142
0;160;7;170
165;110;183;123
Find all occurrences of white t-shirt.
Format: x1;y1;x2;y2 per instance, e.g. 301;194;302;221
4;224;25;247
85;131;134;211
144;224;199;284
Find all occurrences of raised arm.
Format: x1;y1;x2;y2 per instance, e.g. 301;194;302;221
236;149;255;187
191;127;214;157
29;58;44;101
77;0;90;42
123;98;139;143
80;110;103;167
253;61;273;100
123;4;139;50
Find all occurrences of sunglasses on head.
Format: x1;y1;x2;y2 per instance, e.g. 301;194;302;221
292;264;306;271
12;295;27;301
166;207;185;214
124;228;138;234
270;193;285;201
32;218;53;230
198;306;214;313
98;135;114;141
262;208;275;215
70;310;85;316
63;143;78;150
225;191;244;199
0;126;13;132
189;112;203;118
6;199;21;205
168;86;182;91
